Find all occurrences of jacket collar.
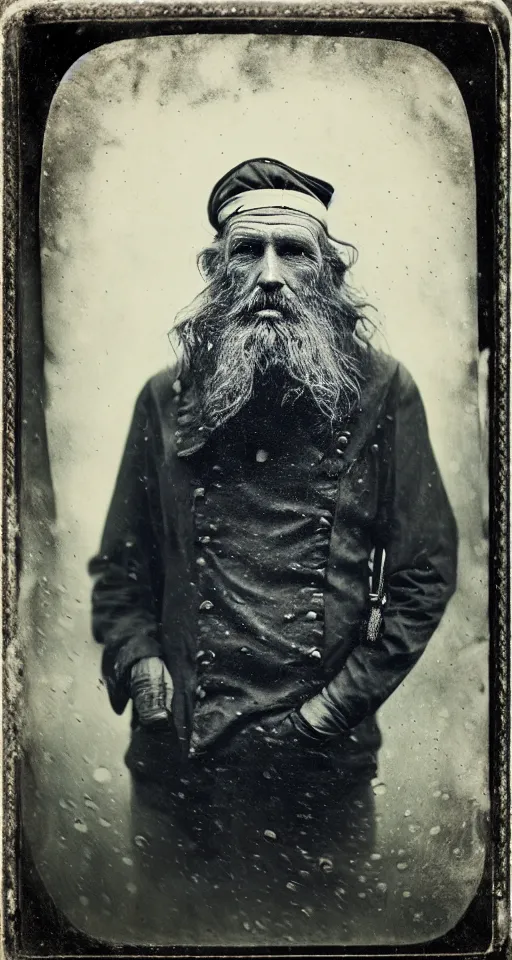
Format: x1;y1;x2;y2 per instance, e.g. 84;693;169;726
174;371;360;460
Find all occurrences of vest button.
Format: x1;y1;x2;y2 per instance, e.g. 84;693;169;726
196;557;207;567
371;443;379;454
305;611;318;621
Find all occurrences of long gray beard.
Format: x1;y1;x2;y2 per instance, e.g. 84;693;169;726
183;311;363;431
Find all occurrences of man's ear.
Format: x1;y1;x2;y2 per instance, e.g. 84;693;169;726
197;239;223;281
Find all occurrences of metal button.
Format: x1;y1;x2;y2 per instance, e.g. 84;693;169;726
305;611;318;621
193;487;205;499
371;443;379;454
336;435;349;448
256;449;269;463
199;600;213;611
197;649;216;668
196;557;207;567
309;649;322;659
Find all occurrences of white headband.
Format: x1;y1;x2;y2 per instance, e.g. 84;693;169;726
217;188;329;228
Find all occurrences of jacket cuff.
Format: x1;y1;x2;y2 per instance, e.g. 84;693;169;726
102;635;162;715
299;687;350;738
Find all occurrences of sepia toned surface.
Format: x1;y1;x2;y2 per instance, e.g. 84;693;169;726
21;35;488;946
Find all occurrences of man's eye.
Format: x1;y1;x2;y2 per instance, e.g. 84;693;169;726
230;242;261;258
278;243;312;259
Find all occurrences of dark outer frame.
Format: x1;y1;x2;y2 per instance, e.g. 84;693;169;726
1;1;509;956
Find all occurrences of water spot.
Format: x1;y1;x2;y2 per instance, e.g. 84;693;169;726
99;818;111;828
256;449;269;463
286;881;298;891
79;895;89;907
404;809;412;817
441;793;450;801
358;892;367;899
403;890;412;898
73;819;88;834
264;829;277;841
396;862;409;871
318;857;334;873
134;835;149;849
373;783;387;796
243;921;251;931
93;767;111;784
357;875;366;883
429;826;441;836
433;789;442;798
84;799;99;811
126;883;137;895
376;882;387;893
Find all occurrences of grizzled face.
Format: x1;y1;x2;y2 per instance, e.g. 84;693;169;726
173;210;368;431
223;214;324;318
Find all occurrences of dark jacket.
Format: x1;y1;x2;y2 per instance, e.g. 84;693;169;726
89;348;458;759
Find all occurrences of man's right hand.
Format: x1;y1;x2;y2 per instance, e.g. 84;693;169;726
130;656;174;728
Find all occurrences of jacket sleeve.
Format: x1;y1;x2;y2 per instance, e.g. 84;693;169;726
88;384;165;715
322;364;458;731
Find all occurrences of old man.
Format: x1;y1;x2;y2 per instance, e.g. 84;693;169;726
89;158;457;938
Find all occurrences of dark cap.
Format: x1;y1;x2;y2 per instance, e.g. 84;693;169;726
208;157;334;231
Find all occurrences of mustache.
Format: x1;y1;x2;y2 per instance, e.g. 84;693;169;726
223;284;298;324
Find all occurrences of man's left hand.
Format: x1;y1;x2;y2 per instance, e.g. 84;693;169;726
259;708;330;746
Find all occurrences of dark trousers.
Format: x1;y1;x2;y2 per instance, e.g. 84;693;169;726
127;725;377;944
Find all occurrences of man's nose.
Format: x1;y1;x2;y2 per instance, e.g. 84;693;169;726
257;246;284;292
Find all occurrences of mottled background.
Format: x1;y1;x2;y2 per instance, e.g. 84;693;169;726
21;35;488;947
